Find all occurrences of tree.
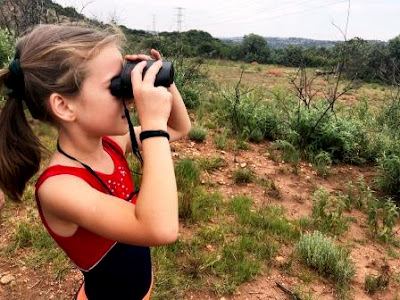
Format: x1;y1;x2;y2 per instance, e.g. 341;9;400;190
282;45;303;67
388;35;400;60
240;33;270;63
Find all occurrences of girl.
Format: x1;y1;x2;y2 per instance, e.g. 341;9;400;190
0;24;190;299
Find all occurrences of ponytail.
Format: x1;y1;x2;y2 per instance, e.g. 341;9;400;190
0;69;44;201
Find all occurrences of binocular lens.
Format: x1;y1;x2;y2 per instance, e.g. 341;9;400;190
110;61;174;98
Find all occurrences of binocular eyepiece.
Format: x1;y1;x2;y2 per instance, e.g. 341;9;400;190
110;61;174;99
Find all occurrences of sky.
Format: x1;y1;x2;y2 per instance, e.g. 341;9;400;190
53;0;400;41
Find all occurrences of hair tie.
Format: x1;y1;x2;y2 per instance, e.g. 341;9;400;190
7;58;25;98
6;55;40;119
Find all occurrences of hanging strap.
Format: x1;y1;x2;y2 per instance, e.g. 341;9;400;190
123;101;143;164
56;141;113;195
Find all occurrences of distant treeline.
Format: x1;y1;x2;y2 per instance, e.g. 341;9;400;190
1;0;399;84
122;26;400;84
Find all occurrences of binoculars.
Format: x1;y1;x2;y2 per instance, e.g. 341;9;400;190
110;61;174;98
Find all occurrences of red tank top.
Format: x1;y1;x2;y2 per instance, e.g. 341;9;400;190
35;137;137;271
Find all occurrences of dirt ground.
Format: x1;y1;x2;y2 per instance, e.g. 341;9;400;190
0;133;399;299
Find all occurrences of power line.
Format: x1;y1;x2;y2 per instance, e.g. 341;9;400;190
175;7;184;32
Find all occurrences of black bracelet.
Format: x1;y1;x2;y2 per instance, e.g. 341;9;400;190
139;130;170;142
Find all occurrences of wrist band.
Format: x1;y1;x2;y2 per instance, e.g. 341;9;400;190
139;130;170;142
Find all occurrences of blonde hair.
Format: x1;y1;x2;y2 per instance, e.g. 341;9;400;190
0;24;124;201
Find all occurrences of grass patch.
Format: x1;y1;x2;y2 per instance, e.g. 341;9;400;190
296;231;355;290
188;125;207;142
364;273;389;294
257;176;281;199
214;133;227;149
197;156;227;171
5;220;70;279
232;168;255;184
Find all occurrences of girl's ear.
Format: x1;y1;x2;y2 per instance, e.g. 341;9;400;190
48;93;76;122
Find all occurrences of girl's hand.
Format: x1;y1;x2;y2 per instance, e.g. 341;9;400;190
131;59;172;131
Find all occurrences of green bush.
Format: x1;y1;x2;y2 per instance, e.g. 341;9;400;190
197;157;226;171
270;140;300;166
296;231;355;288
214;133;227;149
188;125;207;142
376;153;400;199
233;168;254;184
175;158;201;220
289;105;369;164
312;151;332;176
376;95;400;139
312;188;348;235
218;88;285;141
364;273;389;294
173;59;208;109
367;197;400;243
0;29;14;67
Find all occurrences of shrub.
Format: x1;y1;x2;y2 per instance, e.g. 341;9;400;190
175;159;201;220
233;168;254;184
312;151;332;176
376;153;400;200
197;157;226;171
289;105;369;165
214;133;226;149
367;197;400;243
173;58;208;109
364;266;390;294
218;87;285;141
0;28;14;67
188;125;207;142
311;188;348;235
296;231;355;288
270;140;299;166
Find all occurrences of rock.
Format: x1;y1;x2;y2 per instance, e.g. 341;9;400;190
1;274;15;285
275;256;286;262
206;244;215;252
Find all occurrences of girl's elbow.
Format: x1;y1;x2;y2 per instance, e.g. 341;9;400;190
155;225;179;245
163;229;179;245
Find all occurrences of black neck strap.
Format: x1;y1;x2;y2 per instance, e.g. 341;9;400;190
56;141;139;199
56;141;114;195
123;101;143;164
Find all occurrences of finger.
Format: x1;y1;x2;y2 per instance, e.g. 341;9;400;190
131;61;147;90
150;49;162;60
125;54;152;61
142;60;163;85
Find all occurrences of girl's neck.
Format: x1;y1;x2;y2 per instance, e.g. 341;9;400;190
57;130;105;165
